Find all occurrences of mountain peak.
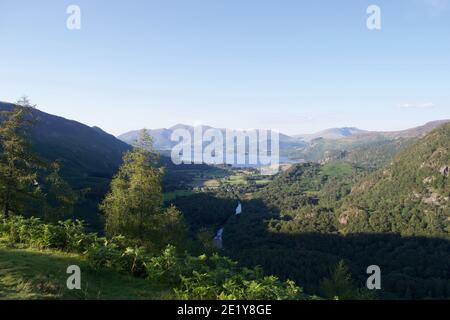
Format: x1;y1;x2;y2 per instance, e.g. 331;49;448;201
295;127;366;141
169;123;193;131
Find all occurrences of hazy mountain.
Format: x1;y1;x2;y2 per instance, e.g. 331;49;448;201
119;121;449;160
294;127;367;141
118;124;305;152
286;120;450;168
119;124;210;150
343;120;450;141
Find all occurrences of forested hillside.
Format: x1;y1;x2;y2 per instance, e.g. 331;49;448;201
221;124;450;299
339;123;450;236
170;124;450;299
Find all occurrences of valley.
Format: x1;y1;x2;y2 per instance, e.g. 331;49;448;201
0;101;449;300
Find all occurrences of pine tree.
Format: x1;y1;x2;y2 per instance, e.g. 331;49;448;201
16;95;37;108
319;260;374;300
42;162;78;221
0;102;76;220
101;129;165;242
0;105;42;217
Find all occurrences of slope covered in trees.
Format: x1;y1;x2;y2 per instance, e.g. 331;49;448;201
216;124;450;299
255;162;366;211
338;123;450;236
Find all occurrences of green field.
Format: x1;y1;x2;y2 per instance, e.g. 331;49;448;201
254;179;272;186
0;242;171;300
224;175;248;185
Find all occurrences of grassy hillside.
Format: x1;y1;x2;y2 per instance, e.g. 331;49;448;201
0;241;170;300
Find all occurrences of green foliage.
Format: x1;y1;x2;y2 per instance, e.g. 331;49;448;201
255;162;365;212
144;245;306;300
0;105;42;217
0;215;96;252
101;129;165;243
319;260;372;300
0;104;77;222
286;135;414;170
148;205;189;252
0;243;168;300
1;215;310;300
339;123;450;237
41;162;78;221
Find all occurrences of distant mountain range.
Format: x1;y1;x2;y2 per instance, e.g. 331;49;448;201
119;120;449;148
118;124;305;152
293;127;367;141
118;120;450;167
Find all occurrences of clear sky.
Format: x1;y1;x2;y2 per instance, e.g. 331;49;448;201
1;0;449;135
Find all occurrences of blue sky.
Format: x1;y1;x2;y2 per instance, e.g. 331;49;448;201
0;0;449;135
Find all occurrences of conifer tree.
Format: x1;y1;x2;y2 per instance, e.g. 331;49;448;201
101;130;165;241
0;101;76;219
0;105;41;217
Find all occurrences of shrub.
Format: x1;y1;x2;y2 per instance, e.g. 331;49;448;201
0;215;97;251
85;238;123;271
145;245;183;286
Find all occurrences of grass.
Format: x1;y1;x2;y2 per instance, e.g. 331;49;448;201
254;179;272;186
225;175;248;185
0;241;173;300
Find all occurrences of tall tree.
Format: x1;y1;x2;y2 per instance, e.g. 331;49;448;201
0;105;41;217
319;260;374;300
101;129;165;242
42;162;78;221
16;95;37;108
0;101;76;220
